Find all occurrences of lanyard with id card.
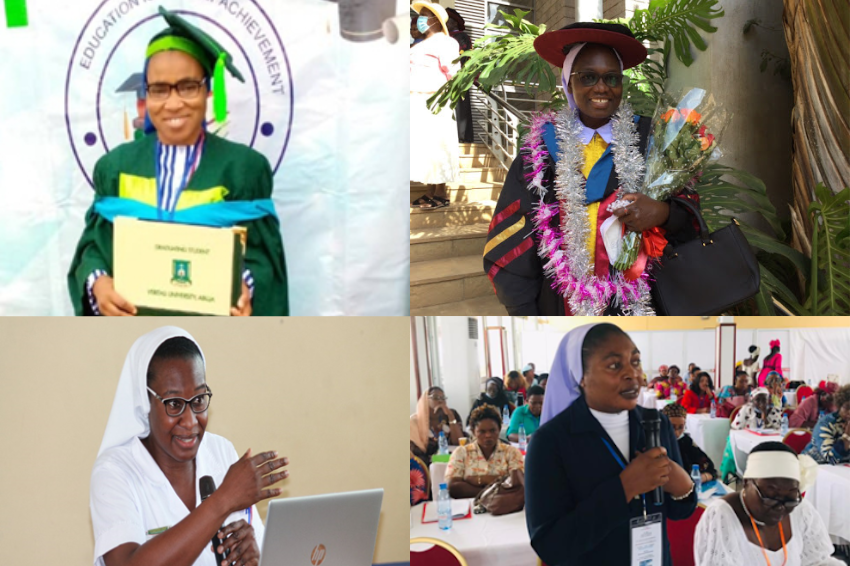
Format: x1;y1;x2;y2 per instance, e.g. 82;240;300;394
601;437;664;566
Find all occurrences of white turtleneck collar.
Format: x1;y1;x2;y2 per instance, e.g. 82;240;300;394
589;407;630;462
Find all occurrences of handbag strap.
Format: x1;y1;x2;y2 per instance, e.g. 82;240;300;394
671;196;711;244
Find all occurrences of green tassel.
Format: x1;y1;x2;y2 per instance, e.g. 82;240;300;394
213;53;227;123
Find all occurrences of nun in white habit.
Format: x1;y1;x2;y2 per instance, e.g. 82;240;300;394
90;326;289;566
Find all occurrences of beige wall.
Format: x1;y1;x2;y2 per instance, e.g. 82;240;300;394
0;318;408;565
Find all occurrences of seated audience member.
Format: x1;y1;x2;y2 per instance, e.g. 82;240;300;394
688;366;701;387
655;365;686;400
732;388;782;431
802;384;850;465
522;364;536;390
537;373;549;391
682;371;717;414
507;385;544;442
504;370;527;406
468;377;513;427
410;386;465;466
694;442;840;566
663;403;718;483
789;380;838;429
765;371;788;410
446;404;524;498
718;371;752;404
649;364;669;388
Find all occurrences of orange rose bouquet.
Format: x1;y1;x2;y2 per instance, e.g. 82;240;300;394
610;87;730;271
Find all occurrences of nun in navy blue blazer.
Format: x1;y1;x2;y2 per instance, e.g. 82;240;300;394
525;323;697;566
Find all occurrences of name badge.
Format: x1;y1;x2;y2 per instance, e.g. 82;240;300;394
630;512;662;566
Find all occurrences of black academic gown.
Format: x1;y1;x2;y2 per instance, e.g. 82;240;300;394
525;395;697;566
483;115;700;315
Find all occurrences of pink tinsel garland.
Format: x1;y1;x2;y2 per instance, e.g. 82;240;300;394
521;112;652;313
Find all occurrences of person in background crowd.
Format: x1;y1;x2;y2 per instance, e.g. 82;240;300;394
525;323;696;566
718;370;752;404
695;442;840;566
410;15;424;46
468;377;513;427
732;388;782;431
802;384;850;465
410;386;465;466
410;1;460;209
688;362;696;375
682;371;716;414
757;340;783;387
688;366;701;387
505;370;527;406
742;345;760;388
446;404;524;498
507;385;545;442
790;380;838;429
649;364;669;388
444;7;474;144
662;403;717;484
655;365;686;400
522;364;536;390
764;371;788;410
538;373;549;390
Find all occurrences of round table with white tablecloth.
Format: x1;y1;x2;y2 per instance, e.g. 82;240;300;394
410;500;538;566
729;429;784;475
806;464;850;545
685;414;731;472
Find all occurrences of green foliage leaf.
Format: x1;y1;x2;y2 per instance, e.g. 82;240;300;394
807;184;850;314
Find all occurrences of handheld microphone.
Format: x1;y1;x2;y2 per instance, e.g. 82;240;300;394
200;476;230;565
641;409;664;506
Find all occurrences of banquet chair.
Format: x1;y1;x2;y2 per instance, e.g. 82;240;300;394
410;454;430;505
796;386;814;405
782;428;812;454
411;537;468;566
728;405;742;424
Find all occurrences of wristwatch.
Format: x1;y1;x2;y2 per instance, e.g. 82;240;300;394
450;419;458;425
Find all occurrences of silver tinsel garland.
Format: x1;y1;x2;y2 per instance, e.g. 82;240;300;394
549;105;655;316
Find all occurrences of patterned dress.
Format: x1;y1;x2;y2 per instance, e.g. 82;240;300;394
803;412;850;464
446;440;524;484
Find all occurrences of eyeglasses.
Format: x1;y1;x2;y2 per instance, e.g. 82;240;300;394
569;71;627;88
147;384;213;417
146;79;206;101
752;482;802;510
428;395;448;401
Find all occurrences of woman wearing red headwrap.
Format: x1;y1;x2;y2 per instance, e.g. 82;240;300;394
756;340;783;388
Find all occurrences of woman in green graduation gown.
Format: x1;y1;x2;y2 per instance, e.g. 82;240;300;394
68;7;288;316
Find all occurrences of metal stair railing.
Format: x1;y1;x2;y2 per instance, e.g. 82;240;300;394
468;84;531;173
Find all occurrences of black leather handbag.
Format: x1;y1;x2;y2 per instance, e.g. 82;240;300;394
650;198;760;315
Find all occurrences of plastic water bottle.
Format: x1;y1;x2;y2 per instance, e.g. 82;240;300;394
437;483;452;530
518;423;527;452
691;465;701;498
502;405;510;425
437;431;448;455
710;399;716;418
781;414;789;436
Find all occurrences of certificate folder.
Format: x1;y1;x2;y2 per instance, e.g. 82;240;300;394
113;217;246;316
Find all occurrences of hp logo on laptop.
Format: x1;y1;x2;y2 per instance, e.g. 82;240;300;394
310;544;326;565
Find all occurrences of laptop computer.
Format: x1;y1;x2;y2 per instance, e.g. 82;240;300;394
258;488;384;566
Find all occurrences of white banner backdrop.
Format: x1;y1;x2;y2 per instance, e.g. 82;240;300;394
0;0;409;315
790;327;850;387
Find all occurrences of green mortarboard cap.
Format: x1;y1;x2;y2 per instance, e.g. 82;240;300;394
147;6;245;123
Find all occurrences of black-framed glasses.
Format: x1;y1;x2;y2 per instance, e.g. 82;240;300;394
752;482;802;510
146;79;206;101
569;71;627;88
147;384;213;417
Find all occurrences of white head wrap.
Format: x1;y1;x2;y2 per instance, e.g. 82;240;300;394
744;450;819;493
97;326;206;457
751;387;770;399
561;43;624;111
